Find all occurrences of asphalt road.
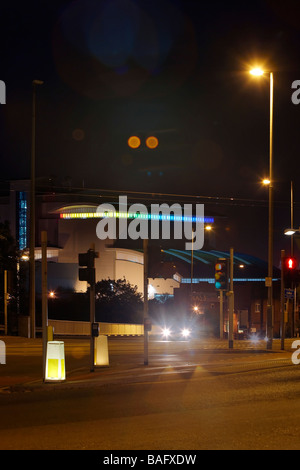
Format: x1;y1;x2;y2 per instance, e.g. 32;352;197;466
1;336;300;450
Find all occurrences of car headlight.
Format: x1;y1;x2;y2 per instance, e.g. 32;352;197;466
162;328;171;338
181;328;191;338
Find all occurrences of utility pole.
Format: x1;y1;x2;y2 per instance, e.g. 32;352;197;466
291;181;295;337
143;238;149;366
41;231;48;381
89;243;96;373
4;270;7;335
219;290;223;339
280;249;285;350
228;248;234;349
29;79;43;339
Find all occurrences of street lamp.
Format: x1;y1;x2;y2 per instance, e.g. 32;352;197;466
29;79;43;339
284;228;298;236
250;67;274;349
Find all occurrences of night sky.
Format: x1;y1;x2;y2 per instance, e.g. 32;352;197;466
1;0;300;264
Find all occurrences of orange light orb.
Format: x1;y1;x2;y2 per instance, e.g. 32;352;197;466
128;136;141;149
146;136;158;149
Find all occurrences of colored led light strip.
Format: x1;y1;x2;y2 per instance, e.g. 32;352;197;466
60;211;214;224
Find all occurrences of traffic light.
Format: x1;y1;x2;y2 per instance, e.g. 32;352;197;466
214;258;228;290
78;249;99;285
283;256;299;286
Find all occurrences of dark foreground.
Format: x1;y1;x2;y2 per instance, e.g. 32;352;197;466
0;336;299;450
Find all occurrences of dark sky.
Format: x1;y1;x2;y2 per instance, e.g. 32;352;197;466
1;0;300;263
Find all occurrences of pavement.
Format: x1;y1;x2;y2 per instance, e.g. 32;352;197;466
0;335;298;393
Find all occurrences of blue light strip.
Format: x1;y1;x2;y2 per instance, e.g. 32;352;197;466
182;278;280;284
60;211;214;224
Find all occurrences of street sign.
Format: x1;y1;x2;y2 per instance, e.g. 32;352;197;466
265;277;272;287
284;288;294;299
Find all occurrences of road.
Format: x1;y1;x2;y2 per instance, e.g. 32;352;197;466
1;336;300;450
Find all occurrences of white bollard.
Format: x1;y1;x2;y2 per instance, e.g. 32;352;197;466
45;341;66;381
94;335;109;367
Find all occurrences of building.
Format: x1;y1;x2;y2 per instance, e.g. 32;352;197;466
0;179;290;339
0;179;216;298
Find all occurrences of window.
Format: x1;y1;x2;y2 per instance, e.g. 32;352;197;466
17;191;27;250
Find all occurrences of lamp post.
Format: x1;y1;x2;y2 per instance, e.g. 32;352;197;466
250;68;274;349
29;79;43;338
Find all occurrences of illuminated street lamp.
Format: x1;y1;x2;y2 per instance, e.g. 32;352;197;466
284;228;298;236
250;67;264;76
250;67;274;349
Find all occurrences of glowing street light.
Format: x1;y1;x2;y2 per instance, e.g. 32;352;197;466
284;228;298;236
250;67;264;76
249;66;274;349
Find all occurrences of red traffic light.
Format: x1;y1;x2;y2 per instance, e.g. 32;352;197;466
285;257;297;270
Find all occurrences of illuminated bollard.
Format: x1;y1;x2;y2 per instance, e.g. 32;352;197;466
94;335;109;367
0;340;6;364
45;341;66;381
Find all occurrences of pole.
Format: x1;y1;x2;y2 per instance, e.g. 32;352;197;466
29;79;43;339
219;290;223;339
143;238;149;366
291;181;295;336
291;181;294;256
280;249;285;350
228;248;234;349
90;243;95;372
266;72;274;350
4;270;7;336
29;84;36;339
191;229;194;296
41;231;48;380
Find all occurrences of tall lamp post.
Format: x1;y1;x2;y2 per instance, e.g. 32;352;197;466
29;79;43;338
250;68;274;349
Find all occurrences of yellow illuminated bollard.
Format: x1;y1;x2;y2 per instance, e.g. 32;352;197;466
45;341;66;381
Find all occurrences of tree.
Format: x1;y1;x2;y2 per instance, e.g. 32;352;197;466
94;278;143;323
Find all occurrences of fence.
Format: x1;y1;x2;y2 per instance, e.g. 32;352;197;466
48;319;144;337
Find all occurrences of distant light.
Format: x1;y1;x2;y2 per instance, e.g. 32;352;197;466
33;79;44;85
250;68;264;76
262;178;270;185
239;264;245;269
181;328;191;338
205;225;212;231
128;136;141;149
162;328;171;338
49;291;55;298
146;136;158;149
284;229;297;236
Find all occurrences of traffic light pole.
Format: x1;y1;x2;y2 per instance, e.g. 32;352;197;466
143;238;149;366
219;290;223;339
90;244;96;372
280;250;285;350
78;245;98;372
228;248;234;349
90;280;95;372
